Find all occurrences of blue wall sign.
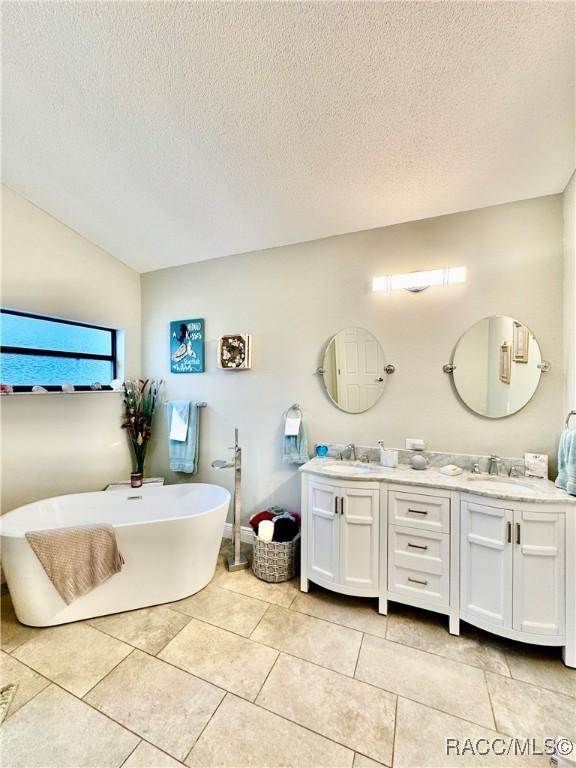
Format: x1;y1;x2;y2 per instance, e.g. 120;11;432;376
170;319;205;373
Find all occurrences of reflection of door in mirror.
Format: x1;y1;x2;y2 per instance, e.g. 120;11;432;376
326;328;384;412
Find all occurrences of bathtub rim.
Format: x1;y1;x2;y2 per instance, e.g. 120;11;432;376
0;483;232;538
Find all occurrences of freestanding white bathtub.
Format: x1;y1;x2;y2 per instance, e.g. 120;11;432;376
0;483;230;627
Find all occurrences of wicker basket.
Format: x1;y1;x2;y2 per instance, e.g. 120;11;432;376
252;533;300;583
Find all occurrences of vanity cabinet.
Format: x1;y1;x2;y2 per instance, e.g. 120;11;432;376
300;464;575;667
460;496;565;641
304;476;379;596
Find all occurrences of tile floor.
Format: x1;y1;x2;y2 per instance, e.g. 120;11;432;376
1;540;575;768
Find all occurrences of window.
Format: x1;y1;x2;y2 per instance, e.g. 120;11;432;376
0;309;118;391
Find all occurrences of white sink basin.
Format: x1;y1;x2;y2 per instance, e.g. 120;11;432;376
466;476;539;495
321;463;375;475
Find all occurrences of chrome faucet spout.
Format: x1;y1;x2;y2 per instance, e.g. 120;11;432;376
211;459;234;469
488;455;501;476
341;443;357;461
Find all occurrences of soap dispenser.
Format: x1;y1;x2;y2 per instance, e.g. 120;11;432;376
378;441;398;468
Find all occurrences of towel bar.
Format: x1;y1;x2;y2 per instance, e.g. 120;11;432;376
163;401;207;407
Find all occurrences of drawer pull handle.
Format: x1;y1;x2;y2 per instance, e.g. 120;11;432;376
506;521;512;543
516;522;521;545
407;543;428;550
408;576;428;586
408;508;428;515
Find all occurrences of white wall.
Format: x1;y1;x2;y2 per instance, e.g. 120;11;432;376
141;195;564;520
564;171;576;415
1;186;141;512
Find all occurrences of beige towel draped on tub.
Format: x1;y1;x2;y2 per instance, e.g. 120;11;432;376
25;525;125;605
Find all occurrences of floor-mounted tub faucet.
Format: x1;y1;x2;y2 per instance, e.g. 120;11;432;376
211;428;248;572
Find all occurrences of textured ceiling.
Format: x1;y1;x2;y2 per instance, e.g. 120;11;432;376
2;1;574;273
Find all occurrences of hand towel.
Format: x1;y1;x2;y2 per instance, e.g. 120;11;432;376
168;400;199;473
169;400;189;441
555;429;576;495
25;525;124;605
282;418;309;465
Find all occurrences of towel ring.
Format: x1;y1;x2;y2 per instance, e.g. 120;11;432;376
285;403;303;419
566;410;576;428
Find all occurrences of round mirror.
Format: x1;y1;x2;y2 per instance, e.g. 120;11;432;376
452;316;542;418
321;327;387;413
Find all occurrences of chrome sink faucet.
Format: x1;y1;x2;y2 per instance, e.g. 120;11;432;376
339;443;357;461
488;455;502;476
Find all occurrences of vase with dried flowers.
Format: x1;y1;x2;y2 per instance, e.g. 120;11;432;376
122;378;162;487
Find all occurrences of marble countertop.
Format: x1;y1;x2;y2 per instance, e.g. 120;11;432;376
300;457;576;505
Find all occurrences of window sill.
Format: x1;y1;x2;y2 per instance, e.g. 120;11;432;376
1;389;124;396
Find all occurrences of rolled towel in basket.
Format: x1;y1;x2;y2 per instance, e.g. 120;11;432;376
258;520;274;542
273;517;299;542
249;510;275;533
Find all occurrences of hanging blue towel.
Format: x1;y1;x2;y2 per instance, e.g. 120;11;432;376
282;419;309;465
168;401;199;474
555;429;576;496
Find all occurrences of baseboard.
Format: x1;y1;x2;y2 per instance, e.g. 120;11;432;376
222;522;254;545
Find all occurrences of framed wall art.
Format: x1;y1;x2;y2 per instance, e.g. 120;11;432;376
218;334;252;370
499;341;511;384
170;319;205;373
513;321;529;363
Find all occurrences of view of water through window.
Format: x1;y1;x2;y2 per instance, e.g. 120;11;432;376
0;311;115;387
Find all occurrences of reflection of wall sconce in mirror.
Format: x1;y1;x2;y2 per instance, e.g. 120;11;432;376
372;266;466;293
513;321;529;363
499;341;511;384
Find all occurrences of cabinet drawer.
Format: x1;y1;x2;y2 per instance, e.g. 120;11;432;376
388;490;450;533
388;525;449;575
388;561;449;606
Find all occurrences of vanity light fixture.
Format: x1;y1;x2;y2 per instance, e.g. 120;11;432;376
372;266;466;293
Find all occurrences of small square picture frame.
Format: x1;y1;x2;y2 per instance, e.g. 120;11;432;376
513;321;529;363
218;334;252;370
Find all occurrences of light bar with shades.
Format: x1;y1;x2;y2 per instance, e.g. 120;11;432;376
372;266;466;293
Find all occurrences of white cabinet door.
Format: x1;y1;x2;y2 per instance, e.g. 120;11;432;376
513;510;565;637
308;479;340;585
340;486;379;594
461;500;513;628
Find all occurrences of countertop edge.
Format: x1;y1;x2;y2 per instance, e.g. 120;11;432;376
299;462;575;505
